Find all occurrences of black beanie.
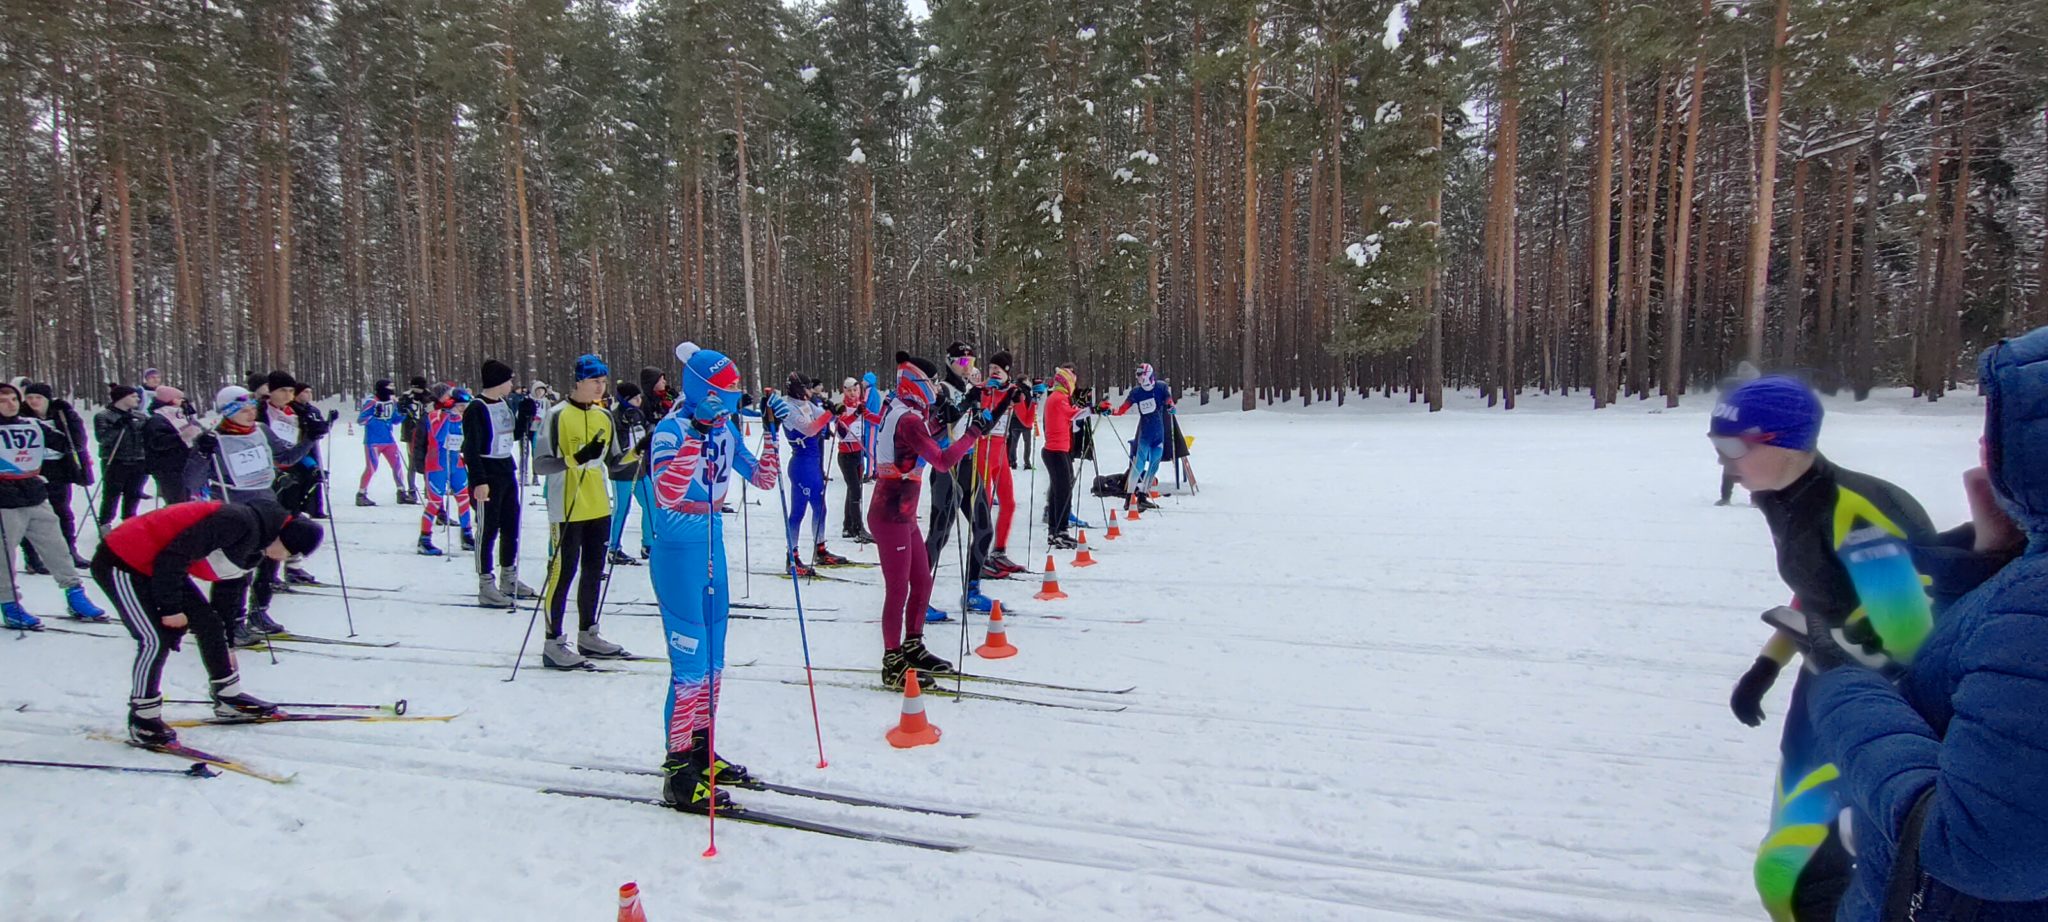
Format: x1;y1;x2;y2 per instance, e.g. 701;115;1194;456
989;351;1013;371
374;379;395;400
409;375;429;390
265;370;297;393
946;341;974;359
278;516;326;556
25;382;54;400
616;382;642;401
109;384;140;404
480;359;514;389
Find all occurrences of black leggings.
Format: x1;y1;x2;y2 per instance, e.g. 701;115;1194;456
838;452;865;536
1042;447;1073;534
95;551;237;702
99;463;147;525
153;472;190;505
474;475;520;573
544;517;609;638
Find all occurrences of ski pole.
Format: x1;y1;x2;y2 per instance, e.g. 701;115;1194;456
165;697;406;715
701;441;724;857
315;433;359;638
0;756;216;778
768;429;828;770
507;436;581;683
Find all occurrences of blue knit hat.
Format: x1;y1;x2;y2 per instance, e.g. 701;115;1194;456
574;354;610;382
1711;375;1823;451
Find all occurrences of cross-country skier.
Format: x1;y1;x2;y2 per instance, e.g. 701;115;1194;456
357;379;408;505
182;386;303;644
926;342;1000;617
872;352;992;689
1040;366;1086;550
1115;361;1173;512
19;383;92;572
645;341;782;812
1787;329;2048;921
141;386;201;506
607;381;651;566
399;376;431;504
778;372;841;575
256;371;330;588
534;355;626;668
1713;375;1937;922
417;385;474;556
95;385;150;525
95;499;324;745
975;352;1026;575
464;360;530;607
832;377;879;543
0;381;108;629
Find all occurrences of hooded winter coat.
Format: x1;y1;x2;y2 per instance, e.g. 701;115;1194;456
1807;326;2048;922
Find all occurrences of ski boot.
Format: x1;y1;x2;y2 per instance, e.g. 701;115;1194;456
500;569;539;600
284;563;320;586
691;730;752;786
660;750;734;814
786;550;817;579
128;697;177;747
418;535;444;557
900;634;956;677
1047;532;1078;551
924;604;952;623
608;548;642;567
542;635;592;671
69;551;90;570
985;553;1024;578
356;492;377;507
1137;495;1162;511
813;544;852;567
577;628;630;659
638;546;651;561
459;528;476;552
964;581;995;614
881;648;938;692
24;556;49;576
229;621;264;648
398;490;421;506
478;572;514;608
65;587;108;622
1067;513;1094;531
2;602;44;631
246;608;287;636
209;677;278;718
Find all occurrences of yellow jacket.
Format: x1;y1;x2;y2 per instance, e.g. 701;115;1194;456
537;399;614;523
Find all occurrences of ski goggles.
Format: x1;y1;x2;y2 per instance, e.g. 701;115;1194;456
1709;432;1776;460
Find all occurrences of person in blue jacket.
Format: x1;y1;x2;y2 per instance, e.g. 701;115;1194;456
1114;361;1173;512
1796;327;2048;922
357;379;407;506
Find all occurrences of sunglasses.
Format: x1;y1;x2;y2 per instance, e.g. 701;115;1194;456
1709;432;1775;460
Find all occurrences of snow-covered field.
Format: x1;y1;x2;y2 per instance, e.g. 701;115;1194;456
2;388;1988;921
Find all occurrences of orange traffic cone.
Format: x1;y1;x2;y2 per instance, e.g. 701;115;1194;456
975;601;1019;659
1149;488;1161;499
886;669;941;748
1033;555;1069;601
1072;531;1097;567
1125;496;1143;521
1105;510;1122;540
618;882;648;922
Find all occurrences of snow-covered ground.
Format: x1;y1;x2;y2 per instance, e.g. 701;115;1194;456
2;387;1988;921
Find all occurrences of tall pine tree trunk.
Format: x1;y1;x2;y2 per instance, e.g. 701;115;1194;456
1740;0;1789;362
1589;0;1615;408
1663;0;1707;406
1239;11;1260;412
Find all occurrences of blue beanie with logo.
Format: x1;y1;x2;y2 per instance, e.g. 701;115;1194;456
1710;375;1824;451
574;354;610;382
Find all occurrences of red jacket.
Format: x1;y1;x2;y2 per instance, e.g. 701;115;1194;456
105;501;285;599
1042;393;1078;453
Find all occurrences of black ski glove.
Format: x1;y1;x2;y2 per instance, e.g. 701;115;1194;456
572;434;607;466
193;431;219;455
1730;656;1782;727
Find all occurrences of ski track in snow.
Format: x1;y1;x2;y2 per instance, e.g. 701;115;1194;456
1;388;1985;920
